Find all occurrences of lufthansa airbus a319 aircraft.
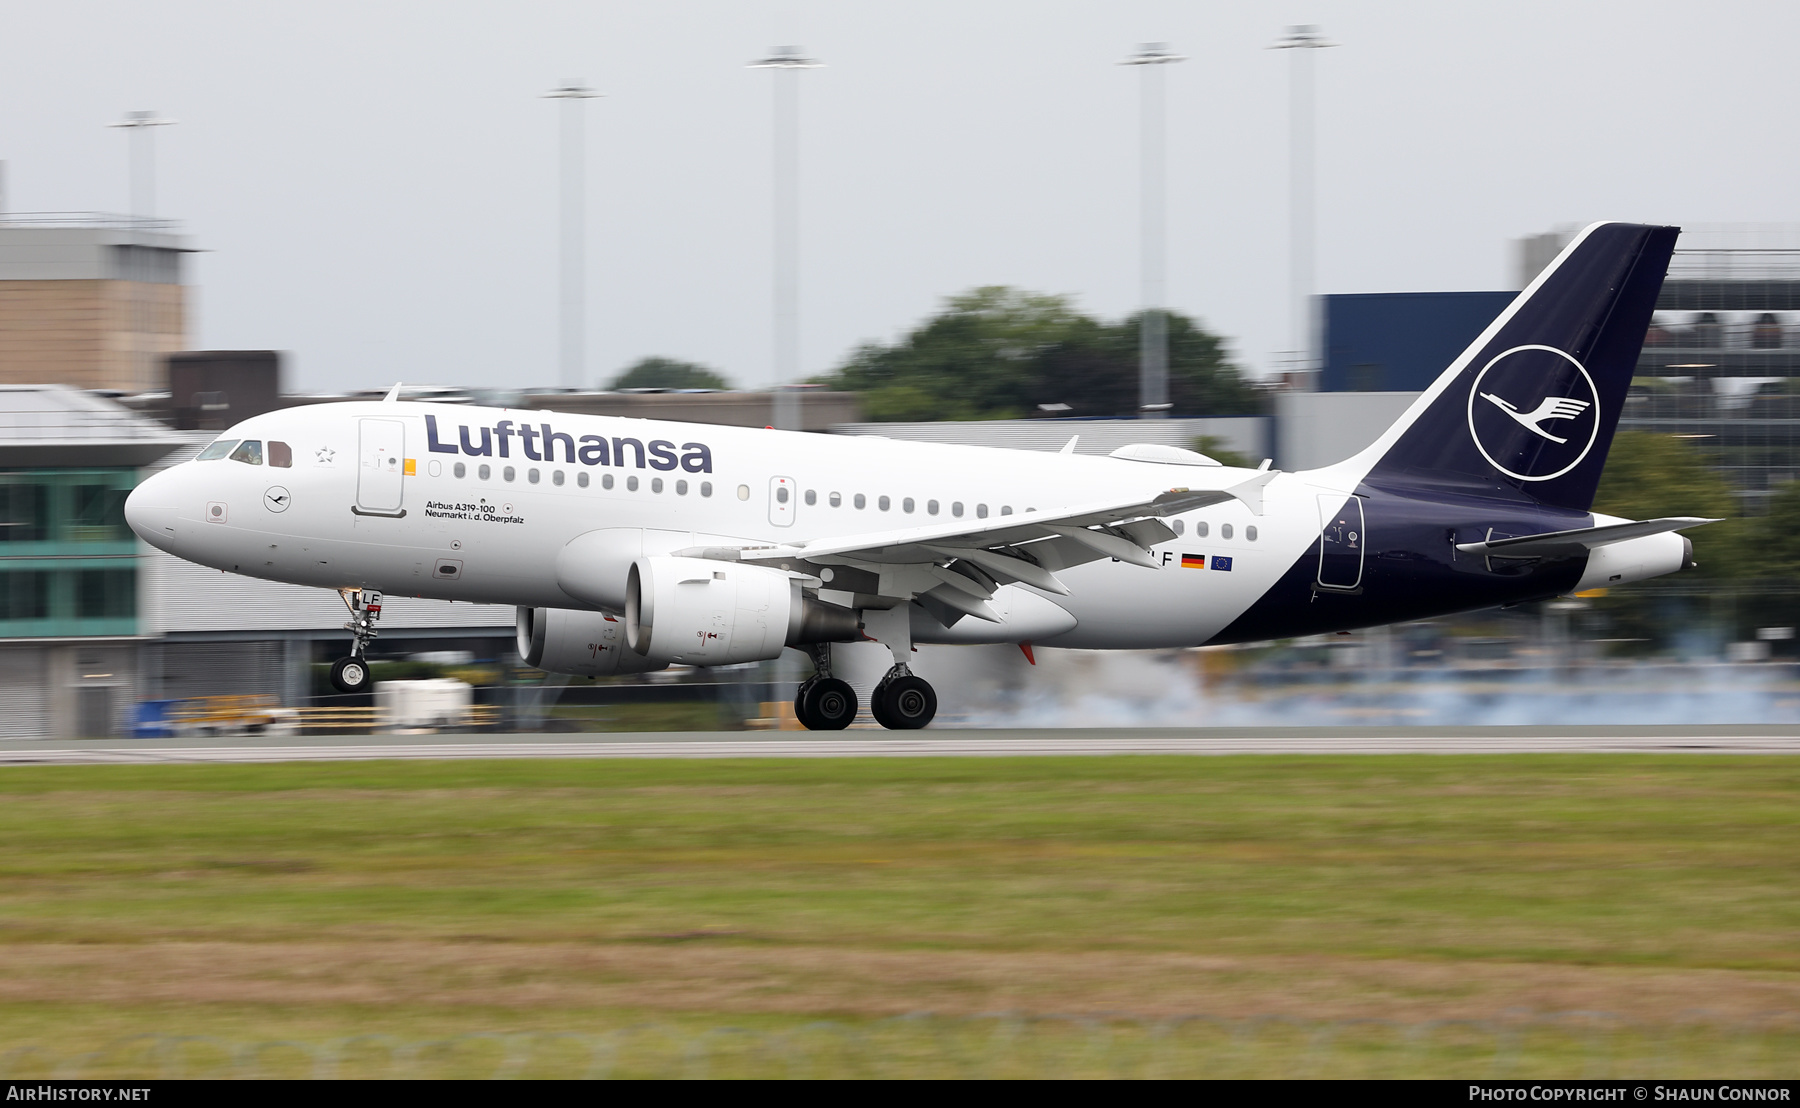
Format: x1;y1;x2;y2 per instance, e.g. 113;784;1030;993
125;222;1716;729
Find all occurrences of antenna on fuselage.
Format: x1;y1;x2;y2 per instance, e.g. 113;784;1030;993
382;382;402;403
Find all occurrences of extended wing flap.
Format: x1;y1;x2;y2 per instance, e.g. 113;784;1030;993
1454;516;1720;557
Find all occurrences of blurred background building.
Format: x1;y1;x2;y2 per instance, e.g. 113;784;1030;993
0;214;192;393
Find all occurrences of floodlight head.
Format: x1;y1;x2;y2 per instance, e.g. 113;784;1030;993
544;79;601;99
749;45;823;69
108;111;176;129
1119;42;1185;66
1270;24;1337;49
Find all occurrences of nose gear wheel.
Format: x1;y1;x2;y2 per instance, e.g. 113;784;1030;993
330;588;384;694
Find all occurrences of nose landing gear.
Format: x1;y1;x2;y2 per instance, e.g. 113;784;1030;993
329;588;383;694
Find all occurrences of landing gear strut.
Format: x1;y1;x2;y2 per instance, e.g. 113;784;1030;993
795;643;857;731
870;667;936;730
330;588;383;694
860;605;937;730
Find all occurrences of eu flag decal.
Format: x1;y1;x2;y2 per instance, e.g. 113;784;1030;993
1211;555;1233;572
1180;553;1206;569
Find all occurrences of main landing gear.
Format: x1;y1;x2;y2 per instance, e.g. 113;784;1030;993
329;588;383;694
795;644;858;731
792;633;939;732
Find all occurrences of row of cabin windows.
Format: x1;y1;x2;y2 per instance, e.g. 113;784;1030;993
780;491;1258;541
444;460;713;497
791;488;1017;519
1168;519;1258;542
195;439;293;467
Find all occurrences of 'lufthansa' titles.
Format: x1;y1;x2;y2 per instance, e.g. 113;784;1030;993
425;414;713;473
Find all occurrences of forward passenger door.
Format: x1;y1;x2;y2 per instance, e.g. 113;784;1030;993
355;418;406;516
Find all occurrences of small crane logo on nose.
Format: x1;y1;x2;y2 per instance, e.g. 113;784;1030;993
263;487;291;513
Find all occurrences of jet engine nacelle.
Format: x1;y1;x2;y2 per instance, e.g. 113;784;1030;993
625;555;860;665
516;605;670;677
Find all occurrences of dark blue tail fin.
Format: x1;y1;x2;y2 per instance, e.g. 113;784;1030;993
1353;222;1679;512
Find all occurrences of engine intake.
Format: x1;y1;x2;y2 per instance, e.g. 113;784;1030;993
625;556;860;665
516;606;670;677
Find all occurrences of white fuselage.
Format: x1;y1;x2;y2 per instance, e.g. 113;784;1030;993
127;400;1346;650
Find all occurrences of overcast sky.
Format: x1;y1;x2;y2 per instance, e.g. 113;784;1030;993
1;1;1795;393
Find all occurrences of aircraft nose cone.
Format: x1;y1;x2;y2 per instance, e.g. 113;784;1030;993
124;470;181;552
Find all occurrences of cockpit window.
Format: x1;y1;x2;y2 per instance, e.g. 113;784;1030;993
267;441;293;468
196;439;239;461
228;440;263;465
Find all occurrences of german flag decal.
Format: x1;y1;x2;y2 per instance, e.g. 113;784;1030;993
1180;553;1206;569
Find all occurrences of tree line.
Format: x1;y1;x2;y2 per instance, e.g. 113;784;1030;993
606;286;1265;422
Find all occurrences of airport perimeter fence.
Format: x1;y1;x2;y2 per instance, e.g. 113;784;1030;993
6;1011;1797;1079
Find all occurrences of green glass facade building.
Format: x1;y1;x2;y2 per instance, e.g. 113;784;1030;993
0;468;139;637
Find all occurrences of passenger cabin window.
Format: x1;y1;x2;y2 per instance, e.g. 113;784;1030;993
228;440;263;465
267;441;293;468
196;439;239;461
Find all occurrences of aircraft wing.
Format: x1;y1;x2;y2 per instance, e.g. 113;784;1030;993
674;471;1279;622
1454;516;1720;558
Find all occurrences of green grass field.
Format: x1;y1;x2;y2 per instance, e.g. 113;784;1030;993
0;755;1796;1077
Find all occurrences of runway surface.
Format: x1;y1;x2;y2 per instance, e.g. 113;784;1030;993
0;725;1795;764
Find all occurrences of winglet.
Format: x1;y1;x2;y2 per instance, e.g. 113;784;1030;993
1226;469;1280;516
1059;436;1079;455
382;382;403;403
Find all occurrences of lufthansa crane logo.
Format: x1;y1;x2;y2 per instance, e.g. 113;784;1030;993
1465;345;1600;482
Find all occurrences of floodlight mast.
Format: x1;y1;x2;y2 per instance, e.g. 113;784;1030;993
544;80;601;391
749;47;823;431
1120;43;1185;419
1270;24;1336;385
107;111;176;225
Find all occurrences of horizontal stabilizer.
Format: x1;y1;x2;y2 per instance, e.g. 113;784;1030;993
1454;516;1720;558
